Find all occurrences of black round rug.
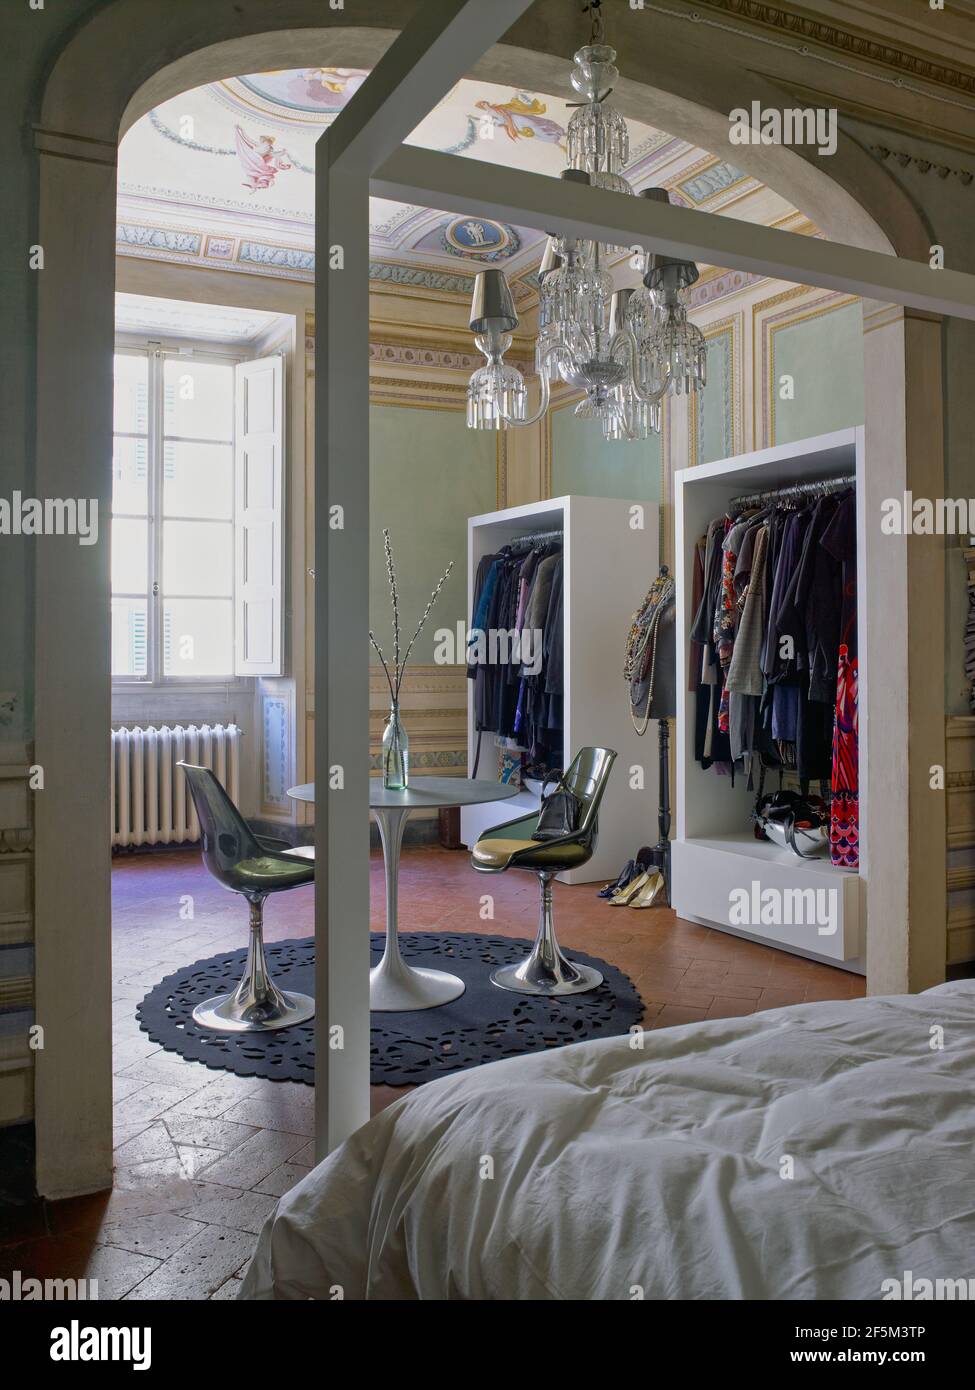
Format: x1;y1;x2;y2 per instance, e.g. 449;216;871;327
137;932;643;1087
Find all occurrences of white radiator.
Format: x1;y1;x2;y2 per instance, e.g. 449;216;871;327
111;723;242;849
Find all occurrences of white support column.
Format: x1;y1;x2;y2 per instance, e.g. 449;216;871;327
861;304;947;992
33;128;117;1198
313;0;535;1161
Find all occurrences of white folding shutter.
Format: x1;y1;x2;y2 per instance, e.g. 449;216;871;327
234;354;285;676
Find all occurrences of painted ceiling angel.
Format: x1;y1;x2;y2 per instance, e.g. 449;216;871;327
474;94;565;145
235;125;293;191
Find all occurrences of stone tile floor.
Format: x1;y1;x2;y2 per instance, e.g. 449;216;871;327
0;844;865;1298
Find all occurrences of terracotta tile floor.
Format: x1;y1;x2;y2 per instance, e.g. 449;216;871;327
0;844;864;1298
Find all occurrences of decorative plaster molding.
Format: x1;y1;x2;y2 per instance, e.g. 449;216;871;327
240;241;315;272
369;341;483;371
370;665;466;697
368;376;469;410
691;0;975;101
869;144;974;186
117;224;201;255
368;262;476;295
690;316;738;468
675;154;752;208
33;126;117;165
689;268;766;309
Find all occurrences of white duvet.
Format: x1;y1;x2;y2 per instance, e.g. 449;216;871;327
240;981;975;1300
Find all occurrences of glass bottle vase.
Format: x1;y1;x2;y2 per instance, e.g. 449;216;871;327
382;701;409;790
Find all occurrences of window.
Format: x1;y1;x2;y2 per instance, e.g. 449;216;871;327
111;342;285;682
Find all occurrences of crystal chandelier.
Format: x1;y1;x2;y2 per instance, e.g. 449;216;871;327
465;8;707;441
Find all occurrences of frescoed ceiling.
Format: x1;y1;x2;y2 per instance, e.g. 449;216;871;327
116;67;807;300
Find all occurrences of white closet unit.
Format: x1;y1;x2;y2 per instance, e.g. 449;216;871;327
673;427;866;970
461;494;659;885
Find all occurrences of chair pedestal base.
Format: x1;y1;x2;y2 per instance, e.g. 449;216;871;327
192;897;315;1033
192;987;315;1033
491;871;603;997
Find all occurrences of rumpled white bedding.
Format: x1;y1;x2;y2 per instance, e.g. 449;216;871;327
239;980;975;1300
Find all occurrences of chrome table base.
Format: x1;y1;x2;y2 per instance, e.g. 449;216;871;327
491;871;603;996
371;804;465;1012
192;896;315;1032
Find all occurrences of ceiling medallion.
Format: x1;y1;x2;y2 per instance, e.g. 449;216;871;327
443;217;518;261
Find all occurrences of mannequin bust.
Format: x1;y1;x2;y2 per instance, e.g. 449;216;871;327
648;598;676;723
629;585;677;727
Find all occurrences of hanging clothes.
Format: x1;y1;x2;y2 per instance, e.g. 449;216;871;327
467;536;565;773
688;482;858;868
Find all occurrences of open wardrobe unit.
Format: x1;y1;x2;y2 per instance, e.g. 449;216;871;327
673;427;865;969
460;494;658;884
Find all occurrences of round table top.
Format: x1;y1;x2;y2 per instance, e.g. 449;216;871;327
286;777;521;811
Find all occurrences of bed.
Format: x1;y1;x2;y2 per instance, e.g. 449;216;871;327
239;980;975;1300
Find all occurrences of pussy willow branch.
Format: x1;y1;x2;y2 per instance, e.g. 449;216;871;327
396;560;455;699
382;528;401;675
368;631;397;704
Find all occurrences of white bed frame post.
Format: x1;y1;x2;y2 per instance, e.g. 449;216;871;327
313;0;535;1161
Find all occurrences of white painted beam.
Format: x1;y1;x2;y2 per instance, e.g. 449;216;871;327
375;147;975;321
325;0;530;172
313;0;535;1161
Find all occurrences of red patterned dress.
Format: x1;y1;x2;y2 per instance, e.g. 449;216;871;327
821;495;858;869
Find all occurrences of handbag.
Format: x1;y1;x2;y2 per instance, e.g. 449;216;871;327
753;789;830;859
531;771;581;841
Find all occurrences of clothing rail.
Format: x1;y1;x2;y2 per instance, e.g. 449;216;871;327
729;474;854;510
505;528;563;554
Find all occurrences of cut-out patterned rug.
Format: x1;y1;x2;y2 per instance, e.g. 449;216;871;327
137;932;643;1087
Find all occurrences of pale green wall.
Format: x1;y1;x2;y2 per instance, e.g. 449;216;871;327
369;404;496;668
771;301;865;445
550;401;662;501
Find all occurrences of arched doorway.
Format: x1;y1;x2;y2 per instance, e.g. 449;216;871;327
31;0;940;1198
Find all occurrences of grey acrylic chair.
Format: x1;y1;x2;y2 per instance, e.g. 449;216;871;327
471;747;616;996
178;763;315;1032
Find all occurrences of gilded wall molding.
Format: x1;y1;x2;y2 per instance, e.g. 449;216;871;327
690;1;975;99
689;315;740;469
370;664;467;697
368;378;468;410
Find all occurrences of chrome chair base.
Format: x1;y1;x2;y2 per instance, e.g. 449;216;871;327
191;895;315;1032
192;986;315;1033
491;958;603;996
490;870;603;997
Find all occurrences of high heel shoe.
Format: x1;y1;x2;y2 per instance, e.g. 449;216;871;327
628;868;666;908
597;859;636;899
609;869;650;906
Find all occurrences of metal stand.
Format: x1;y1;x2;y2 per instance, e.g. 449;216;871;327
491;871;603;996
370;805;465;1011
192;896;316;1032
653;717;672;904
641;719;672;905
